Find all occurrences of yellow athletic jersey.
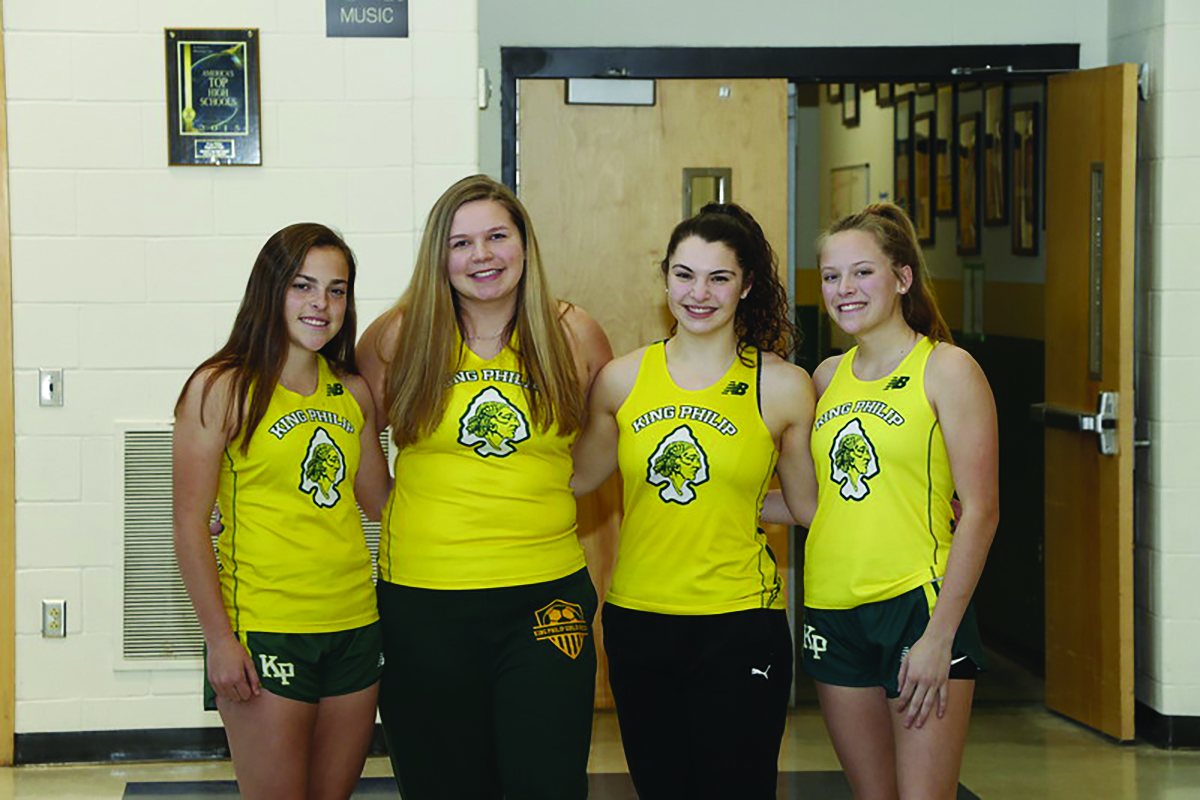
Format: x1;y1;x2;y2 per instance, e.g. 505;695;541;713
608;343;784;615
217;356;377;633
805;337;954;610
379;336;584;589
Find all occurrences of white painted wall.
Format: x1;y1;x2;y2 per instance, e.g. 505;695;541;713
1114;0;1200;719
477;0;1109;178
5;0;479;733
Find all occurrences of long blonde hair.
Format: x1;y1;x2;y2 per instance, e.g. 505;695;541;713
384;175;585;448
817;203;953;343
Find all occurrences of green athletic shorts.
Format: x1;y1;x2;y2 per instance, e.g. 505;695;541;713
801;582;986;699
203;621;383;708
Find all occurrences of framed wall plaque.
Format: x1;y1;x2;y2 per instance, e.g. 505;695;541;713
983;83;1010;225
1011;102;1040;255
957;112;983;256
842;83;860;126
913;111;935;245
894;92;914;222
935;85;955;217
165;29;261;166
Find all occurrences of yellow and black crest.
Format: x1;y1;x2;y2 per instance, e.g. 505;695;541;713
532;599;589;659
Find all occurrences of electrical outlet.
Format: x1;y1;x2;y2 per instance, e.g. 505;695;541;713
42;599;66;638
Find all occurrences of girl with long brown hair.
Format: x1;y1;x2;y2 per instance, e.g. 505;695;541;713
173;223;390;799
357;175;612;799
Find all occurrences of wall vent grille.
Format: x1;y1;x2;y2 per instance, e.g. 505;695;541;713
121;427;385;661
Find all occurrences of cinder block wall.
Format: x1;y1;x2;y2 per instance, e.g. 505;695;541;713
1114;0;1200;719
5;0;479;734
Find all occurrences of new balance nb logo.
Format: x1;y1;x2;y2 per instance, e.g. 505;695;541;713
259;654;296;686
884;376;910;390
326;383;345;396
722;381;750;396
803;624;828;661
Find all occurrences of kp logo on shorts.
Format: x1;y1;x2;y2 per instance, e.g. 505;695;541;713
259;654;296;685
645;425;709;505
299;427;346;508
532;600;589;659
458;387;530;457
802;624;828;661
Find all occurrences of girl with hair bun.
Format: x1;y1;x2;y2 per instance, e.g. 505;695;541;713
769;202;998;799
573;202;817;798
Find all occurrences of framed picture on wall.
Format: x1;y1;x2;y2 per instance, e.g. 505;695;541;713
165;28;262;166
894;92;914;220
842;83;860;126
913;111;935;246
827;83;843;103
935;85;955;217
1011;102;1040;255
830;163;871;222
983;83;1010;225
876;83;894;107
957;112;983;256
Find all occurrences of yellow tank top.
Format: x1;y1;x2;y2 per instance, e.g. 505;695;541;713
805;337;954;610
609;343;784;615
379;336;584;589
217;356;377;633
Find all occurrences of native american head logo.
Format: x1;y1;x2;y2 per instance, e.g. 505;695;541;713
646;425;709;505
458;387;530;457
299;427;346;508
531;599;589;660
829;418;880;501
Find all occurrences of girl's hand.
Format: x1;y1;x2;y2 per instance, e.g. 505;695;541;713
207;635;261;703
894;631;952;729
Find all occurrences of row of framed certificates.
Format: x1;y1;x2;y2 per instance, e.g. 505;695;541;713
829;82;1041;257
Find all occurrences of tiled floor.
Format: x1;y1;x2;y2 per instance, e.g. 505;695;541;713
2;706;1198;799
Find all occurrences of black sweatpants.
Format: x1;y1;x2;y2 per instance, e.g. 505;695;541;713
603;604;793;800
376;569;598;800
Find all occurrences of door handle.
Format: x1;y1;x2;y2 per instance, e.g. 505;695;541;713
1030;391;1118;456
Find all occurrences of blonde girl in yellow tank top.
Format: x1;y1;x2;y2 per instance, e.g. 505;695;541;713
173;224;391;799
572;203;817;799
357;176;612;800
768;204;999;800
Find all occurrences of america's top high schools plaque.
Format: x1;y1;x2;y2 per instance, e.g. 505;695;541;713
165;29;262;166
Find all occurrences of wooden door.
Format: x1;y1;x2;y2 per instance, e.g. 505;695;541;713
518;78;789;707
1041;64;1137;741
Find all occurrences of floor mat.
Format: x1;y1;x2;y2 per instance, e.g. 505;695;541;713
125;773;980;798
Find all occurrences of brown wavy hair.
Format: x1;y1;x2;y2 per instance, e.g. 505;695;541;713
384;175;584;449
817;203;953;343
660;202;798;360
175;223;358;452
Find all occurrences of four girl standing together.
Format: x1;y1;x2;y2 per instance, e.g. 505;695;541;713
174;175;997;800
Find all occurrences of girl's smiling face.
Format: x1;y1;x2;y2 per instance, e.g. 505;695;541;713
665;236;750;336
819;230;911;336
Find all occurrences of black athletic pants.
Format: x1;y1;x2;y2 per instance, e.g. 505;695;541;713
376;569;597;800
603;604;793;800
